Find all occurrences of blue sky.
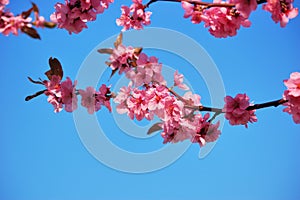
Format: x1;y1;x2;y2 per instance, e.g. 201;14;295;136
1;0;300;199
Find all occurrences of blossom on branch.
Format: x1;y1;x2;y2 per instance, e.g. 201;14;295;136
116;0;152;31
181;0;251;38
181;1;204;24
191;113;221;147
96;84;113;112
202;3;251;38
223;93;257;127
43;75;63;113
232;0;257;18
174;70;189;90
126;53;165;87
61;77;78;112
79;87;99;114
51;0;113;34
109;44;137;74
79;84;113;114
262;0;298;27
283;72;300;123
0;2;55;38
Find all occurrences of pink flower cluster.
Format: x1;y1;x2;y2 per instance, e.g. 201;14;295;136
283;72;300;123
182;0;251;38
43;75;78;113
1;1;54;38
114;70;221;147
0;13;32;36
109;44;137;74
263;0;298;27
232;0;257;18
181;0;298;37
223;93;257;127
191;113;221;147
43;76;112;114
116;0;151;31
0;0;8;11
126;53;165;87
0;0;29;36
51;0;114;34
174;70;189;90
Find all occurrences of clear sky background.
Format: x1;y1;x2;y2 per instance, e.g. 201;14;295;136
1;0;300;199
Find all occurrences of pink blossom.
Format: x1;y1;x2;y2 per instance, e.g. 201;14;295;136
181;91;201;116
61;77;78;112
191;113;221;147
114;83;133;114
0;0;9;5
126;88;153;121
174;70;189;90
116;6;131;31
43;75;63;113
91;0;114;13
282;72;300;124
263;0;298;27
146;84;170;118
0;15;32;36
283;72;300;97
95;84;112;112
202;3;251;38
114;83;154;120
0;0;8;11
116;0;152;31
109;44;136;74
34;16;45;28
160;96;184;143
126;53;165;86
79;86;99;114
181;2;204;24
283;93;300;124
232;0;257;18
50;2;88;34
223;93;257;127
51;0;113;34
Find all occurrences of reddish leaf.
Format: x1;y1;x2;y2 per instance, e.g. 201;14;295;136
45;57;63;80
32;2;39;14
109;69;118;80
21;7;33;19
114;33;123;48
147;122;163;135
134;47;143;55
21;26;41;39
105;61;112;66
97;48;113;54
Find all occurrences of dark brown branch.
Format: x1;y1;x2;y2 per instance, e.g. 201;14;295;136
246;98;288;110
25;89;47;101
184;98;288;114
146;0;268;8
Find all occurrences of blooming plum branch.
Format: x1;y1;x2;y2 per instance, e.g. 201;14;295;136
116;0;298;38
26;34;300;149
0;0;56;39
2;0;297;38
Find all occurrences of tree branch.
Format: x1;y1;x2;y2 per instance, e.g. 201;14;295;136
184;98;288;114
146;0;268;8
